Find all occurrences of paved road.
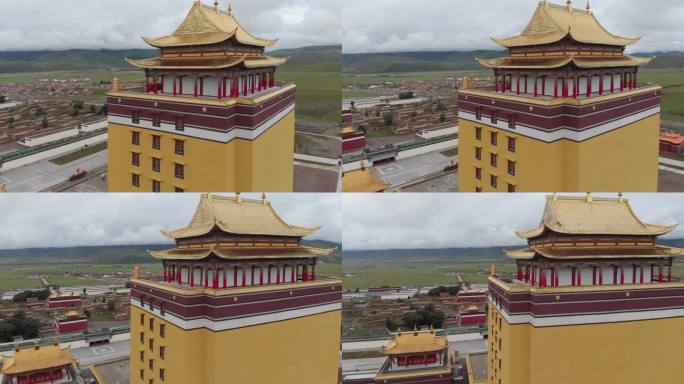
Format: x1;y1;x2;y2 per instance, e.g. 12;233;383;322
659;157;684;168
376;150;456;187
72;340;131;367
0;149;107;192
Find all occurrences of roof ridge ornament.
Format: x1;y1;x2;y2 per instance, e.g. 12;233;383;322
618;192;624;203
586;0;591;12
586;192;593;203
228;1;233;15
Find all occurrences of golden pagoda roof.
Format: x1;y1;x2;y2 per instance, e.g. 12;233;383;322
1;345;75;375
476;55;653;69
516;194;677;239
149;246;332;260
343;168;389;193
507;244;684;260
492;2;640;48
162;194;319;240
142;2;277;48
125;56;287;70
385;330;448;356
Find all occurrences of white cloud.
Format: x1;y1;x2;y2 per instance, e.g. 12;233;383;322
0;0;340;51
0;193;341;249
342;193;684;250
343;0;684;53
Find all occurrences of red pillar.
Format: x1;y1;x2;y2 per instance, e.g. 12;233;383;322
554;78;559;98
193;77;198;97
260;268;264;285
179;76;183;94
541;77;546;96
620;73;625;91
613;266;618;285
213;271;218;289
668;266;672;282
153;77;158;94
611;74;615;94
531;267;536;285
587;77;592;97
592;267;597;285
204;270;208;287
533;77;538;97
173;77;177;96
577;268;582;286
599;268;603;285
190;269;194;287
276;267;281;284
517;264;522;280
234;268;238;287
620;267;624;285
311;265;316;281
640;266;644;284
562;78;568;98
598;76;604;95
291;268;295;283
658;266;663;282
243;77;248;96
555;268;559;287
632;72;637;89
516;76;520;95
494;76;499;92
223;270;227;288
160;76;164;93
524;76;528;94
217;78;222;100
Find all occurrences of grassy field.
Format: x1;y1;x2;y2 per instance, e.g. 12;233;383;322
0;264;162;290
342;70;490;86
50;142;107;165
343;259;515;290
278;62;341;123
640;69;684;122
0;70;142;84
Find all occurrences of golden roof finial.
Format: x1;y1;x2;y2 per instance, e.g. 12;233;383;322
112;77;120;92
228;1;233;15
552;192;558;201
618;192;624;203
214;0;219;12
236;192;242;204
261;192;267;204
586;192;593;203
133;265;140;279
586;0;590;12
490;264;497;277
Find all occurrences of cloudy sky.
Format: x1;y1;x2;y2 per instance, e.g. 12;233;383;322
0;0;340;51
343;193;684;250
343;0;684;53
0;193;341;250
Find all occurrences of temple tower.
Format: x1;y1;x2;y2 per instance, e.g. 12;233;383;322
0;344;84;384
458;1;660;192
489;194;684;384
129;194;341;384
107;1;295;192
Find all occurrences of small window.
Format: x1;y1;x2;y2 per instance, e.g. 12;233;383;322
491;112;498;124
152;113;161;128
475;107;482;120
491;175;498;189
152;135;161;150
139;332;144;344
132;131;140;145
132;111;140;124
149;359;154;370
160;324;165;338
175;139;184;155
132;152;140;166
476;187;482;193
132;174;140;187
160;368;165;381
475;127;482;140
152;180;161;193
508;183;516;193
475;147;482;161
139;369;144;380
140;351;144;362
175;116;185;131
475;167;481;180
140;313;145;325
160;346;165;360
508;160;516;176
152;158;161;173
149;318;154;332
508;137;516;153
490;132;498;146
175;164;184;180
149;338;154;351
175;187;184;193
508;114;516;129
490;153;497;167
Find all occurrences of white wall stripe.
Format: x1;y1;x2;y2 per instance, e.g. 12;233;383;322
459;106;660;143
131;297;340;331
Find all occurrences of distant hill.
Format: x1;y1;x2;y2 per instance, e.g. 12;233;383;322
0;45;341;74
0;239;341;266
344;238;684;263
343;50;684;74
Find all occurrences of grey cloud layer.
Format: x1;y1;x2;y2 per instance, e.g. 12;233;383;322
0;194;341;249
0;0;340;51
342;194;684;250
343;0;684;53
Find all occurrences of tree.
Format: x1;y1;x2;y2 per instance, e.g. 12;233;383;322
98;105;108;115
89;105;97;114
107;300;116;312
0;321;14;342
402;312;422;330
41;117;48;129
385;318;399;332
13;289;49;303
398;91;414;100
83;309;91;319
383;113;394;126
0;95;6;104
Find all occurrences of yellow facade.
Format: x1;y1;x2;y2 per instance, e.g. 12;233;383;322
130;305;340;384
107;109;294;192
458;113;660;192
488;304;684;384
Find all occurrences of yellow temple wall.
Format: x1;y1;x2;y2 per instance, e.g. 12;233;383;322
108;110;295;192
489;305;684;384
130;305;340;384
458;113;659;192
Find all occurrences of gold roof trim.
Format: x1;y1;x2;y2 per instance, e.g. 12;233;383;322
492;2;640;48
149;246;332;260
162;194;319;240
343;167;390;193
516;195;677;239
243;56;289;68
477;55;652;70
507;245;684;260
125;56;246;70
385;331;448;355
1;345;75;375
143;2;277;48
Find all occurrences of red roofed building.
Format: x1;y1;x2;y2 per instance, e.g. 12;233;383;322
660;130;684;154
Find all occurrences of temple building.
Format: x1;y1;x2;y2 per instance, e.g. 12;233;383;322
458;0;661;192
53;310;88;335
342;163;389;192
342;329;459;384
129;193;342;384
0;344;84;384
107;1;295;192
342;126;366;155
458;304;487;327
488;194;684;384
660;130;684;154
